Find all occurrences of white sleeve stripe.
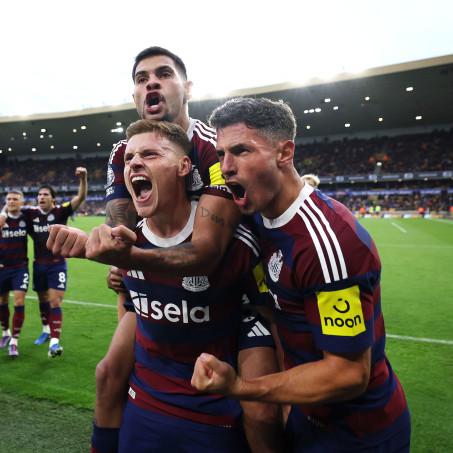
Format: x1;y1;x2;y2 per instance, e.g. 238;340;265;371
233;233;260;257
298;209;331;283
306;197;348;279
195;121;216;138
301;201;340;281
255;321;271;336
236;224;260;250
194;124;217;146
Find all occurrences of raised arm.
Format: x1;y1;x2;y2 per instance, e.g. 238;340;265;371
70;167;88;211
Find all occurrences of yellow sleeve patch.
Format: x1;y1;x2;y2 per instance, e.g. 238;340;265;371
317;285;365;336
62;201;71;208
252;262;268;294
208;162;225;185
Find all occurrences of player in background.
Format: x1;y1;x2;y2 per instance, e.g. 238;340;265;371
301;173;320;189
191;97;411;452
48;47;280;452
0;191;29;357
24;168;87;357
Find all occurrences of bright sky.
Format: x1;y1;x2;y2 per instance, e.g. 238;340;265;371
1;0;452;117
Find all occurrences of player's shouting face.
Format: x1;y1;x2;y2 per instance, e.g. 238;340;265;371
37;188;55;212
216;123;287;218
124;131;191;219
133;55;192;125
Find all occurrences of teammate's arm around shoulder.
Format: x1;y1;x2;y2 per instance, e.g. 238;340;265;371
188;193;241;273
118;194;241;276
70;167;88;211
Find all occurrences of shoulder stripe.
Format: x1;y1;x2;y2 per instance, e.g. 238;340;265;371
306;196;348;279
236;224;260;251
233;232;260;257
297;209;331;283
301;202;340;281
109;140;127;164
194;123;217;146
195;120;216;137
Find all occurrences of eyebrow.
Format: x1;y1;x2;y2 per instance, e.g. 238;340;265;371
134;65;175;80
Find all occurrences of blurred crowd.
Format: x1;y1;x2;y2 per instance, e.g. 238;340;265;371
1;129;452;216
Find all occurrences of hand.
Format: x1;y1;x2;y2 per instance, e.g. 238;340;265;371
107;266;127;293
85;224;137;266
75;167;88;179
47;225;88;258
191;353;239;395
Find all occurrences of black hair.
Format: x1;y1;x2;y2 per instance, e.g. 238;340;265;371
209;97;297;142
132;46;187;81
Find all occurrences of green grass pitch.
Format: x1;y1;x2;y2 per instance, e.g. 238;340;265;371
0;216;452;452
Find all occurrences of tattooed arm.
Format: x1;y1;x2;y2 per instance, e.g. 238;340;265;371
86;194;241;276
105;198;137;229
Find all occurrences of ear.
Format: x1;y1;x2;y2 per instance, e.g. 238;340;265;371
183;80;193;103
276;140;295;167
178;156;192;177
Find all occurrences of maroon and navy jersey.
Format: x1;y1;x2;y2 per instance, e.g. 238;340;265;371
24;204;73;265
0;213;28;269
105;118;230;202
252;183;408;443
122;201;272;427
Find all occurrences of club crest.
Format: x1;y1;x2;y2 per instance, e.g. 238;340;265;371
187;167;204;191
268;250;283;282
182;276;210;292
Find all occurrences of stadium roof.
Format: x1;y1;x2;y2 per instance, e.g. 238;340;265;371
1;54;452;157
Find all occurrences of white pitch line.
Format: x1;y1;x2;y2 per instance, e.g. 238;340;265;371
25;294;115;309
391;222;407;233
387;334;453;346
24;295;453;346
427;218;453;225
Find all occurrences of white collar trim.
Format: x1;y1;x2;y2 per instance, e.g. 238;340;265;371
262;183;314;229
141;201;196;247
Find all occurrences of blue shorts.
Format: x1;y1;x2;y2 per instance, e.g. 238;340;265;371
33;262;67;292
119;400;250;453
0;267;29;293
285;405;411;452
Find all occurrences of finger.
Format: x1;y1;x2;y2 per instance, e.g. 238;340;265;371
111;225;137;244
47;224;66;251
60;232;78;257
85;227;101;259
70;233;88;258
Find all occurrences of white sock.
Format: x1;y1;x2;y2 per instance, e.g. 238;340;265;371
43;325;50;334
49;337;59;347
10;337;18;346
2;329;11;337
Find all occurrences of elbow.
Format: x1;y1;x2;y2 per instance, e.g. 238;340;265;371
347;364;370;399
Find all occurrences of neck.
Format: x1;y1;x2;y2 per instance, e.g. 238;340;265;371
174;107;190;132
146;194;192;238
263;169;304;219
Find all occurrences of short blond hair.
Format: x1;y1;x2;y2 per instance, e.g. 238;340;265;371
301;174;320;188
126;120;191;156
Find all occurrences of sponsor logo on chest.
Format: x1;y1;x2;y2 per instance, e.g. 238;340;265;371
2;228;27;238
129;290;210;324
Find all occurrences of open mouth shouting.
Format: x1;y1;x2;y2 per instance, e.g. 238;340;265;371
131;175;153;203
226;181;247;208
145;92;164;114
